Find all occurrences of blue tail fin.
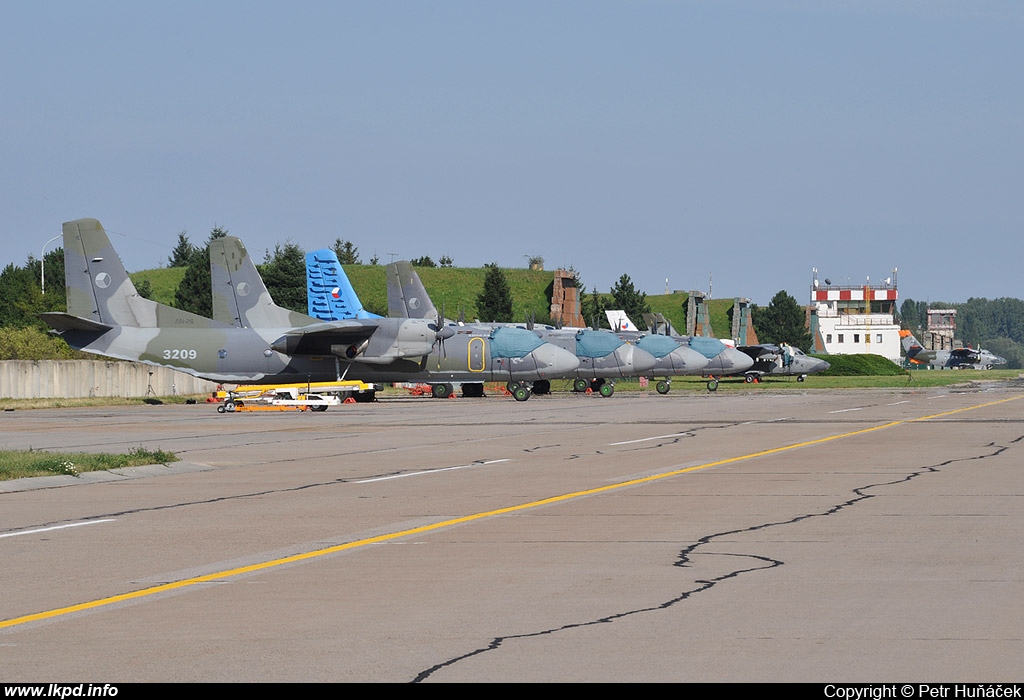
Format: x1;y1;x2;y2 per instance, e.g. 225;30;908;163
306;249;381;320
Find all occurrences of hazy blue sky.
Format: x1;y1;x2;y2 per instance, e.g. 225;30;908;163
4;1;1021;307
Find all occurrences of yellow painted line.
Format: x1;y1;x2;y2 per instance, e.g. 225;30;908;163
3;393;1021;631
908;394;1023;422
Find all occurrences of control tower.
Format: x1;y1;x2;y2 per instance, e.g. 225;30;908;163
809;268;901;363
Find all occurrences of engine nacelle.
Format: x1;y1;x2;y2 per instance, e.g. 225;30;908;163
343;339;370;359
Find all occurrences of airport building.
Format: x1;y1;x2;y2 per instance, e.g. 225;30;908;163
809;268;901;363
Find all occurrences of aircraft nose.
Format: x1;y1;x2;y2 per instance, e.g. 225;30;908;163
813;357;831;373
617;344;657;375
719;347;754;373
532;343;581;379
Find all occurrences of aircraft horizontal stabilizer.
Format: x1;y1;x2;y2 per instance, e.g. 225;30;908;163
39;312;113;334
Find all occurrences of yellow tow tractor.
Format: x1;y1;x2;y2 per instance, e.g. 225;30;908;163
214;380;378;413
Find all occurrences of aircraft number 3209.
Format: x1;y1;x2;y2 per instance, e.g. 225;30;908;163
163;349;198;360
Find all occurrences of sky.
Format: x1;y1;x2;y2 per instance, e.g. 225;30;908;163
3;1;1022;307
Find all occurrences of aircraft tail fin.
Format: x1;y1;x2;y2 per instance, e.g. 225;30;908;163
60;218;225;329
899;329;924;359
305;249;381;320
209;236;320;329
605;310;638;332
386;261;438;320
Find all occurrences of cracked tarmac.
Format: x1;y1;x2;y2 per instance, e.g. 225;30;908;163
2;386;1023;681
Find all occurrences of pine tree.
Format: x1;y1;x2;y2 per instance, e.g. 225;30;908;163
173;226;228;316
167;231;198;267
583;288;606;329
610;274;650;330
752;290;812;350
332;238;360;265
476;263;513;322
259;242;307;312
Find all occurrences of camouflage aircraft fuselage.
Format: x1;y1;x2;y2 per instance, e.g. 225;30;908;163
55;322;573;385
382;260;658;381
43;219;580;387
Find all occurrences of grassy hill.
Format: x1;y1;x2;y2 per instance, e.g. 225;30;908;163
343;265;555;323
130;267;186;306
131;264;742;334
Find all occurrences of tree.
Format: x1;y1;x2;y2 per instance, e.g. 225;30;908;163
476;263;513;322
174;225;228;317
167;231;197;267
583;288;606;329
899;298;929;333
411;256;436;268
39;248;66;314
752;290;812;351
0;262;42;328
332;238;360;265
610;274;651;330
259;242;307;312
439;255;453;267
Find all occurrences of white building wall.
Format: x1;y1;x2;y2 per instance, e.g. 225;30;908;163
814;302;902;363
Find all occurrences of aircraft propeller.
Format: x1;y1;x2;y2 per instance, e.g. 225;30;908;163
430;304;452;367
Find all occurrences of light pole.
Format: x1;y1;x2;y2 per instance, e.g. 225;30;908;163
40;234;61;295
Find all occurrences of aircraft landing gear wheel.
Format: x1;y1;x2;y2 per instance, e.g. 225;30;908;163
573;378;589;393
599;382;614;397
532;379;550;395
655;380;670;395
513;386;531;402
217;404;226;413
506;381;521;394
744;374;755;383
706;379;719;392
797;375;806;382
431;383;454;399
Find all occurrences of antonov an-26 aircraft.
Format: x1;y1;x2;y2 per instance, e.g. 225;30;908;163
41;219;579;399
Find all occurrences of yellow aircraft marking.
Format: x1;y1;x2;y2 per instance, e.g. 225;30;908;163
3;393;1020;631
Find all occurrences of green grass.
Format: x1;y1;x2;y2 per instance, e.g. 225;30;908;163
130;267;186;306
343;264;555;322
0;446;179;481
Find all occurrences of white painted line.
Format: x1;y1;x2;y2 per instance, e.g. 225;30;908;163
829;407;864;414
355;459;511;483
610;433;691;446
0;519;116;539
887;400;910;406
